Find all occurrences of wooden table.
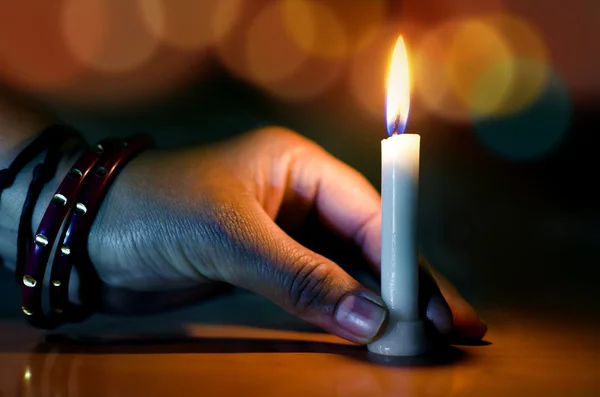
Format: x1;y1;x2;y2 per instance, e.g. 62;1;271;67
0;303;599;397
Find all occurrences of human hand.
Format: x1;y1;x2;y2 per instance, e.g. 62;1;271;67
88;128;486;344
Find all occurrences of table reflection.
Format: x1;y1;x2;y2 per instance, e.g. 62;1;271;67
14;325;474;397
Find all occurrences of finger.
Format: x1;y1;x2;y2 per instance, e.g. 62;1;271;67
419;255;488;341
418;266;454;336
284;142;383;268
215;200;388;345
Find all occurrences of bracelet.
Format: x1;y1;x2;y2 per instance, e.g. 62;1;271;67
15;128;83;284
20;140;113;329
0;124;81;280
52;135;154;319
20;134;154;328
0;124;79;193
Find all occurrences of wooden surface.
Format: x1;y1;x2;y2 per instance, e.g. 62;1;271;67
0;307;599;397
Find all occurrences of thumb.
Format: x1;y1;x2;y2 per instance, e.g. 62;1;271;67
218;202;388;345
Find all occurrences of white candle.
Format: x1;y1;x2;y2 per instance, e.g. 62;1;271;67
368;36;431;356
381;133;420;322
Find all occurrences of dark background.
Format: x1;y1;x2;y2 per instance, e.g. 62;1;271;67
0;0;598;331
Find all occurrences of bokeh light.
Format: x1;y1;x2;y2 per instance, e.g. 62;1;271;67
474;66;571;160
348;24;405;120
413;18;480;122
445;19;512;116
281;0;349;60
62;0;159;73
0;2;82;90
413;13;550;123
473;14;549;117
282;0;387;60
245;1;308;86
398;0;506;23
140;0;243;51
217;0;343;102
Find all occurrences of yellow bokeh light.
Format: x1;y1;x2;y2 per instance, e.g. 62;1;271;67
413;13;550;121
476;14;549;117
446;19;513;115
413;19;473;122
281;0;348;60
62;0;159;74
244;1;308;86
140;0;243;51
472;59;549;118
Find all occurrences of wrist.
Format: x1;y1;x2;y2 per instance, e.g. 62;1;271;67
87;148;215;292
0;147;84;257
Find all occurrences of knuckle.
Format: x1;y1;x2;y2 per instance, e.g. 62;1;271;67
252;126;300;142
285;255;336;316
250;126;319;152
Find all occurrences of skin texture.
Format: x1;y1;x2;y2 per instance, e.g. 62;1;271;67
85;127;487;344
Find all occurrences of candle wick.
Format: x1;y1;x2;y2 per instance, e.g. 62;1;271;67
389;115;401;137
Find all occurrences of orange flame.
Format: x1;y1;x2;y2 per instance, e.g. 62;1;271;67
386;36;411;135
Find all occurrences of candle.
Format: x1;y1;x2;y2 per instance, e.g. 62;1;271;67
368;36;431;356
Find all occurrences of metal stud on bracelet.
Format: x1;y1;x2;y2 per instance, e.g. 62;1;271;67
49;135;154;322
20;140;113;329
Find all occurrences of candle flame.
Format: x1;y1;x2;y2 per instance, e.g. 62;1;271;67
386;36;411;136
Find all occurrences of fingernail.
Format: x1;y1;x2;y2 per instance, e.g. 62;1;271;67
335;294;387;341
426;295;454;335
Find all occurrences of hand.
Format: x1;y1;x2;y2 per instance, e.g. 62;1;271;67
88;127;487;344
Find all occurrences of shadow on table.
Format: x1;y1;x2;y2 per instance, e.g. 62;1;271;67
39;333;469;367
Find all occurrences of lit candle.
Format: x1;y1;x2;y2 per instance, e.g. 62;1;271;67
368;36;431;356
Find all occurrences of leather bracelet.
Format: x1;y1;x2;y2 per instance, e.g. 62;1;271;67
15;131;83;284
49;135;154;324
0;124;81;280
21;140;113;329
0;124;79;193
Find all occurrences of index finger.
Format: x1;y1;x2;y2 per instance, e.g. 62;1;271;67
290;147;382;268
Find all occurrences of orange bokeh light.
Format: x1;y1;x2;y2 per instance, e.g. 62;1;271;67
0;2;83;91
140;0;243;51
217;0;343;102
62;0;159;74
283;0;387;60
245;1;308;86
281;0;348;60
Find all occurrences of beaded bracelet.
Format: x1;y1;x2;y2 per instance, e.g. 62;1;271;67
21;135;154;328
